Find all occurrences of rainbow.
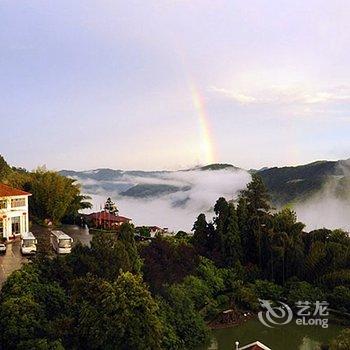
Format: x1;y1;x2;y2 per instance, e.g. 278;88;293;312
189;81;216;165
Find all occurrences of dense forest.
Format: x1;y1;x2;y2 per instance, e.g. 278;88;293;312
0;170;349;349
0;155;91;224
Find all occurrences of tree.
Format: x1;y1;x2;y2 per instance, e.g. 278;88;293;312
239;174;272;267
270;208;305;284
90;232;133;280
214;197;230;253
119;223;142;273
0;155;12;181
192;213;209;254
223;203;242;267
26;167;91;224
0;264;68;349
330;329;350;350
73;273;163;350
159;284;210;349
104;197;118;215
140;237;199;293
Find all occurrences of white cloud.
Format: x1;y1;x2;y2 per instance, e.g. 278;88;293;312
210;85;350;106
79;168;251;232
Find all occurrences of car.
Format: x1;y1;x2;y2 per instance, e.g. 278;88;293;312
0;243;6;254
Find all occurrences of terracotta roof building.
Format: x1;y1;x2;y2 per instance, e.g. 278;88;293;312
0;183;31;197
86;210;131;229
0;183;31;240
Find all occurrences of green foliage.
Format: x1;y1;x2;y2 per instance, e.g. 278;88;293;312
238;174;271;266
0;264;68;349
160;284;210;349
286;281;324;305
0;155;91;224
330;329;350;350
104;197;118;215
140;236;199;293
328;286;350;313
28;167;91;223
0;155;12;181
73;273;162;350
258;160;341;205
119;223;142;273
253;280;283;301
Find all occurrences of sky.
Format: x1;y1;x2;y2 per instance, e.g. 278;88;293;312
1;0;350;171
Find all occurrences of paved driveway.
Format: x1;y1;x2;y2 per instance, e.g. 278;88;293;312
0;240;27;285
0;225;93;285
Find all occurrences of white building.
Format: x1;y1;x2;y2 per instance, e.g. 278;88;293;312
0;183;31;241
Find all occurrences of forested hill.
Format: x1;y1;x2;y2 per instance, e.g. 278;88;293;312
3;154;350;207
60;159;350;206
258;159;350;205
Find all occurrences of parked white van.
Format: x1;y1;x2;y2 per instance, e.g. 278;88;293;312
20;232;37;255
51;230;73;254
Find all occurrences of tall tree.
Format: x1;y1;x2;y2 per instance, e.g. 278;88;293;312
223;203;242;267
192;213;209;254
119;223;142;273
104;197;118;215
239;174;272;267
0;155;11;181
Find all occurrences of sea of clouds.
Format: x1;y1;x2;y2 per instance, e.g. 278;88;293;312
74;166;350;233
78;168;251;232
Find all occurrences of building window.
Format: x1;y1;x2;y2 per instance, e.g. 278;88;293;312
0;219;3;239
0;200;7;209
11;198;26;208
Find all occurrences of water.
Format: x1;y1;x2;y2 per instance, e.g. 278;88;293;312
201;319;345;350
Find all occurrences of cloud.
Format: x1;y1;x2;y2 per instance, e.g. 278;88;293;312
75;164;350;233
210;85;350;106
78;168;251;232
294;160;350;232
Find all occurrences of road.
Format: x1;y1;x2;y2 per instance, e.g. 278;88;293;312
0;240;27;284
0;225;93;285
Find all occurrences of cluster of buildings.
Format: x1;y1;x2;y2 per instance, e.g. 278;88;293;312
0;182;169;241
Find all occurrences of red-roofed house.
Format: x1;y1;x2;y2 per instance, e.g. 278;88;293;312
86;210;132;229
0;183;31;240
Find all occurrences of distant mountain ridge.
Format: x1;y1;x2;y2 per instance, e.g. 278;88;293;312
60;158;350;205
258;159;350;205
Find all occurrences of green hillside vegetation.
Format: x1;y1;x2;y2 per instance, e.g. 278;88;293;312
198;163;239;171
0;174;349;349
121;183;190;198
0;156;91;224
258;159;350;205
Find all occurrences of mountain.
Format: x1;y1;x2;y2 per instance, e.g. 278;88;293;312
258;159;350;205
59;160;350;205
59;164;241;199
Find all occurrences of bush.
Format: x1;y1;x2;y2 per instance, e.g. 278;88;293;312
330;329;350;350
253;280;284;301
329;286;350;313
287;281;324;305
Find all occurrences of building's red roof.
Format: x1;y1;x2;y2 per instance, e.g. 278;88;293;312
0;183;31;197
87;211;131;223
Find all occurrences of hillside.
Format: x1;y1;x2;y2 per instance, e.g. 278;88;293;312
258;159;350;205
59;160;350;205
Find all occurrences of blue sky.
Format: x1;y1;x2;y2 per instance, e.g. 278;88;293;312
1;0;350;170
